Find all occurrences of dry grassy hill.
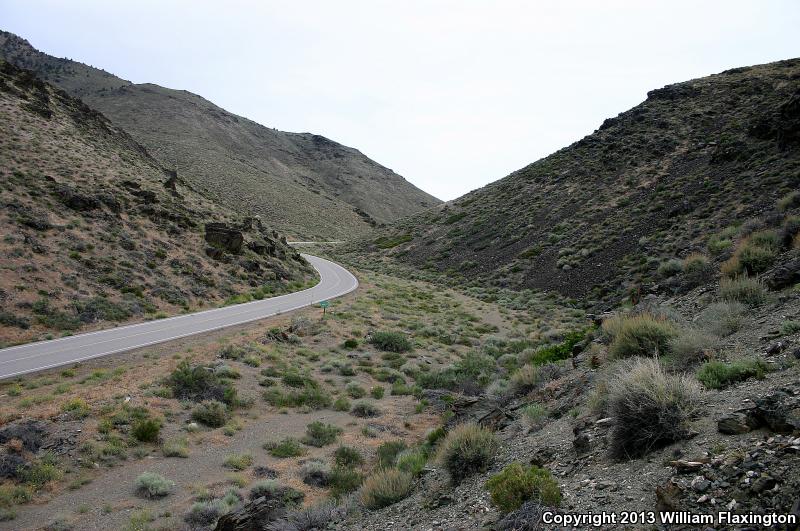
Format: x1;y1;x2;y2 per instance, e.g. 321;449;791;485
351;59;800;308
0;60;315;346
0;30;440;240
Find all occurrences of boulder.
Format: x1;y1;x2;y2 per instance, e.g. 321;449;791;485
205;223;244;254
214;497;285;531
0;419;48;452
718;411;759;434
763;257;800;291
56;185;99;211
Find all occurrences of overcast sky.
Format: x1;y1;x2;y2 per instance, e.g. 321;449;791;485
2;1;798;200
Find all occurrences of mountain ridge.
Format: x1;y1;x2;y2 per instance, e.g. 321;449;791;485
0;30;440;240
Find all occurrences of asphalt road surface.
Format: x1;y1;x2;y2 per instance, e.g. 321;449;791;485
0;254;358;380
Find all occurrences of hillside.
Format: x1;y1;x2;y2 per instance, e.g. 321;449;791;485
0;60;315;346
0;31;440;240
351;58;800;308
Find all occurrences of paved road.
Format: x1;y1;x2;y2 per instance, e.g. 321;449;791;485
0;254;357;380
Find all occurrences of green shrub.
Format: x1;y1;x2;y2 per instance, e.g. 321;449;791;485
167;361;236;404
184;500;229;528
782;320;800;335
343;339;359;349
657;259;683;278
262;384;331;409
20;455;62;489
608;358;700;459
329;466;362;498
350;400;381;418
223;453;253;471
437;423;498;484
132;418;161;443
526;329;589;365
486;463;561;512
396;448;427;476
369;331;412;353
370;386;385;399
605;314;676;358
719;277;768;307
333;446;363;468
697;358;770;389
332;396;351;411
191;400;228;427
300;460;331;487
249;480;304;505
360;468;414;510
377;440;407;468
302;421;343;447
61;397;90;419
135;472;174;498
346;383;366;398
265;438;305;458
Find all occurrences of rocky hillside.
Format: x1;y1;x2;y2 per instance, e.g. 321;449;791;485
351;58;800;308
0;30;440;240
0;60;315;346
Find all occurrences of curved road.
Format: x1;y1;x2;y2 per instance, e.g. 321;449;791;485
0;254;358;380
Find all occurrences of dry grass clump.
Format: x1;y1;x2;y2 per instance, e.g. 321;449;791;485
608;358;701;459
437;423;498;484
719;277;768;307
603;313;677;358
359;468;414;510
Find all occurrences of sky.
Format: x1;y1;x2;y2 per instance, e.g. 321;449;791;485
1;1;799;201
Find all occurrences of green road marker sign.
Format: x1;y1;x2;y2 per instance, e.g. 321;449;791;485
319;300;330;316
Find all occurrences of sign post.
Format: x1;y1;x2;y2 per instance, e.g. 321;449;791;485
319;300;330;317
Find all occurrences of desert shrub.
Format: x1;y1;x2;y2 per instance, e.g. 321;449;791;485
265;438;305;458
191;400;228;427
437;423;498;484
668;328;717;367
370;386;385;399
162;437;189;458
184;500;229;528
778;191;800;212
486;463;561;512
682;253;710;274
377;441;407;468
131;418;161;443
486;379;511;398
520;403;548;428
346;383;366;398
719;277;768;307
369;331;412;353
781;216;800;246
300;460;331;487
343;338;359;349
332;396;351;411
223;453;253;471
722;232;780;277
605;314;676;358
696;302;747;336
249;480;304;505
333;446;363;468
350;400;380;418
167;361;236;404
329;466;362;498
608;358;700;459
360;468;414;510
271;502;338;530
524;329;588;365
262;384;331;409
697;358;770;389
302;421;343;447
396;448;427;476
61;397;90;419
135;472;174;498
657;258;683;278
20;454;62;489
782;320;800;335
